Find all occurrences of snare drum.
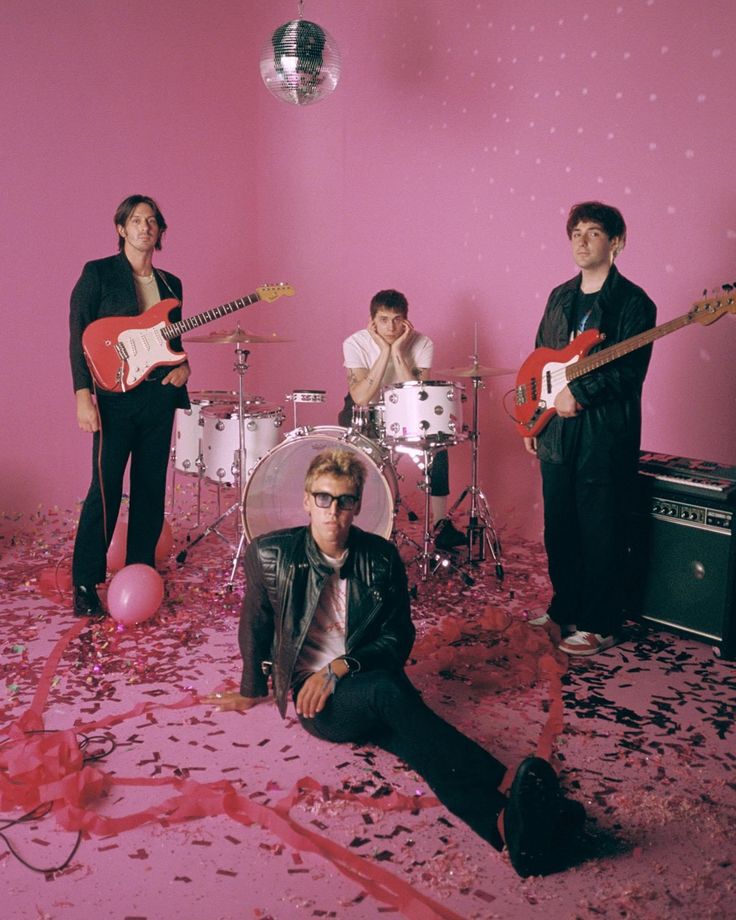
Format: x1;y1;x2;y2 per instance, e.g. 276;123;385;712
173;392;264;475
201;405;285;486
350;403;385;442
382;380;465;445
241;426;397;541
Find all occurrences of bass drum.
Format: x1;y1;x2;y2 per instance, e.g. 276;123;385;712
242;427;397;541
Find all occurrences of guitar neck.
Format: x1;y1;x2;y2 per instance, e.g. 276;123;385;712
161;292;262;341
567;312;693;381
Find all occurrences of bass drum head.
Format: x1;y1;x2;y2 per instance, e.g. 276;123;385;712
242;427;395;541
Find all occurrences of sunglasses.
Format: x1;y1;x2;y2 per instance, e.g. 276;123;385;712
310;491;359;511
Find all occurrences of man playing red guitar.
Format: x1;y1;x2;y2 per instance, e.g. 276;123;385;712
523;202;656;656
69;195;190;616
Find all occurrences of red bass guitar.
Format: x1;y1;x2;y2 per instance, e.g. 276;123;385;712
82;282;295;392
513;287;736;438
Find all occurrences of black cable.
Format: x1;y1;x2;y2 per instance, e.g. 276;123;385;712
0;728;117;872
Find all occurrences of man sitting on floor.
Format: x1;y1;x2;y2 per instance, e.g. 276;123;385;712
214;447;584;877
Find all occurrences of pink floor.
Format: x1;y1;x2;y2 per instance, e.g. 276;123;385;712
2;481;735;920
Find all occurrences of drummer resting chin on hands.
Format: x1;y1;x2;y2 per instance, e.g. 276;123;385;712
340;289;465;550
212;446;587;879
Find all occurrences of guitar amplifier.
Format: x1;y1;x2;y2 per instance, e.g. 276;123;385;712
626;451;736;659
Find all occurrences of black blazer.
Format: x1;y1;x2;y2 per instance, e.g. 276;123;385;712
68;251;188;408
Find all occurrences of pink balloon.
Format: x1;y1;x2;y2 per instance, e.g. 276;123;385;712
107;519;128;573
155;519;174;564
107;564;164;626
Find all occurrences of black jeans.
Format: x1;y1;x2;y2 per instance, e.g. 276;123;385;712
297;669;507;848
72;381;179;586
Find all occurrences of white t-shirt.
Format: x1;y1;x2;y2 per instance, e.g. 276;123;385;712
342;328;434;396
293;550;349;683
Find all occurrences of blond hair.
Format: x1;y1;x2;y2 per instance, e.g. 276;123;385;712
304;448;366;497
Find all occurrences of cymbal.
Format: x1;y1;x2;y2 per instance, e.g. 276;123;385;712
432;363;516;379
184;329;292;344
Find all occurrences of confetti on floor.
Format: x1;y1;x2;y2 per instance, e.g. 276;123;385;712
1;481;735;919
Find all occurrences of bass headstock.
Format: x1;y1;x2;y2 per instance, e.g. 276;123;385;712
690;284;736;325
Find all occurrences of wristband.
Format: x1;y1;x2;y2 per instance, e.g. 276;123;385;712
323;662;338;694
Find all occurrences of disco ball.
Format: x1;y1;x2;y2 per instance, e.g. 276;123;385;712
260;18;341;106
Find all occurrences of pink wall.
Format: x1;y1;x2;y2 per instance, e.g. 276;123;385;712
2;0;735;542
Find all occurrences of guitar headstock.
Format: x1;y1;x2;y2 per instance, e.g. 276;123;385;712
690;285;736;325
257;282;295;302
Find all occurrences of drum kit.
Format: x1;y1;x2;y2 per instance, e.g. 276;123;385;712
170;325;510;587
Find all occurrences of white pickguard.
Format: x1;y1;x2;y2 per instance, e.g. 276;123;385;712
119;322;185;387
538;355;581;409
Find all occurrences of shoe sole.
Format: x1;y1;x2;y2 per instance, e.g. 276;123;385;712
559;637;615;656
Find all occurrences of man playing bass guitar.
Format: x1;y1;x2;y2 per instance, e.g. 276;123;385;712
523;202;656;656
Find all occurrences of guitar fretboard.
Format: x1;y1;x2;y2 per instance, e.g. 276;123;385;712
565;288;735;380
566;313;692;380
161;292;262;341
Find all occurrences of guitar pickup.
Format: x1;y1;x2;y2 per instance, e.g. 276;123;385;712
114;342;129;361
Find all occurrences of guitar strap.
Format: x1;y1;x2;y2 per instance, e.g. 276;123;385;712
154;268;177;299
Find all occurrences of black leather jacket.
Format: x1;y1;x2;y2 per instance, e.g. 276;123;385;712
239;526;415;717
535;264;656;466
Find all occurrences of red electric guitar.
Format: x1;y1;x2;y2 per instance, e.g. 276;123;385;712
513;287;736;438
82;282;295;392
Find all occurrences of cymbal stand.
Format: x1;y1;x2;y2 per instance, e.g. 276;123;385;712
176;346;250;590
397;444;474;588
447;368;504;579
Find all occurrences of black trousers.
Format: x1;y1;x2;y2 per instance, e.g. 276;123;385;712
541;455;634;636
297;669;507;848
72;382;179;586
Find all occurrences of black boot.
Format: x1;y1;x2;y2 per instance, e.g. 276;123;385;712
73;585;106;618
503;756;585;877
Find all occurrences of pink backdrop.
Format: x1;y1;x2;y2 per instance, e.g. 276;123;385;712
2;0;735;541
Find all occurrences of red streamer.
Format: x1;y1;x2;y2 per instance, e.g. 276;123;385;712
1;603;568;919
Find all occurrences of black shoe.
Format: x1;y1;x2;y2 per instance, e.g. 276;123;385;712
503;756;584;878
434;518;466;550
73;585;106;618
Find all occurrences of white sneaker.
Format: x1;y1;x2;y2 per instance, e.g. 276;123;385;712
528;612;577;635
559;631;615;656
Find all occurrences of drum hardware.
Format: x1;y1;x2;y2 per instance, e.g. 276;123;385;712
443;353;507;578
395;444;474;588
286;389;327;429
349;402;386;443
175;338;287;587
